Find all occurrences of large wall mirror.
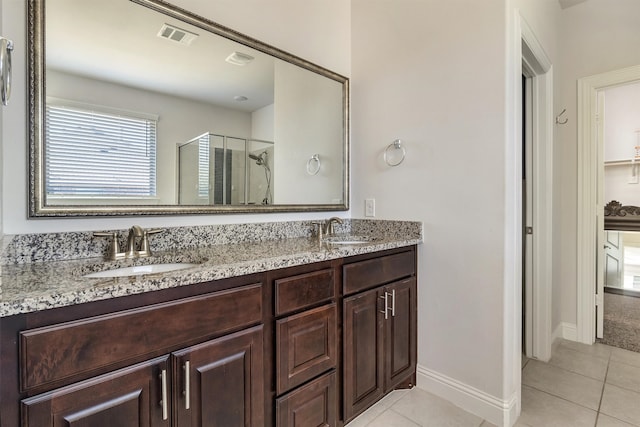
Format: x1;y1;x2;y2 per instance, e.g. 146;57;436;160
28;0;349;217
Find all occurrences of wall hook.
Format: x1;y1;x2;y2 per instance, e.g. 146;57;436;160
555;108;568;125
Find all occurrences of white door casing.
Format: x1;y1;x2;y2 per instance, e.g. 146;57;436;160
577;65;640;344
521;19;554;362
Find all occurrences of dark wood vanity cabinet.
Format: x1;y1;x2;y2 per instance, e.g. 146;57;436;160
272;265;339;427
21;326;264;427
342;251;417;423
22;355;171;427
0;246;417;427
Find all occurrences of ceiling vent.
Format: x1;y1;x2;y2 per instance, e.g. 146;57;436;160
225;51;255;66
157;23;198;46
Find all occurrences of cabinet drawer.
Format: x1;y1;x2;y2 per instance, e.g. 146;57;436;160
276;371;337;427
276;303;337;394
20;283;262;392
274;268;335;316
343;250;415;295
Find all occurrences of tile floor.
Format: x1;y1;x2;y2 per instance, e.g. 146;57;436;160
347;339;640;427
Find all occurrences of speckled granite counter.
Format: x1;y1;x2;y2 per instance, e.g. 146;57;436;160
0;219;422;317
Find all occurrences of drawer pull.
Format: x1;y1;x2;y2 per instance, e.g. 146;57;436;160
391;289;396;317
160;368;168;420
380;293;389;319
184;361;191;410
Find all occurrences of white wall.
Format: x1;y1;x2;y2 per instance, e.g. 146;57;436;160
274;60;344;205
603;82;640;162
555;0;640;331
603;82;640;206
351;0;559;423
0;0;350;234
352;0;508;403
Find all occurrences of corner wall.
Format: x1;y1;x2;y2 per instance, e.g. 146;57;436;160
351;0;509;418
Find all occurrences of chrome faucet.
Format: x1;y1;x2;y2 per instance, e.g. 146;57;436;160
94;226;164;260
324;217;344;235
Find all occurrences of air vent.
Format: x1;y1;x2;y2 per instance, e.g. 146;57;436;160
225;51;255;66
157;23;198;46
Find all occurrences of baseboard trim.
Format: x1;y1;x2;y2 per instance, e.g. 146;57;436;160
552;322;577;342
416;364;518;427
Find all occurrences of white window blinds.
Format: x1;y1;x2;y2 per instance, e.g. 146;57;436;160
45;103;157;197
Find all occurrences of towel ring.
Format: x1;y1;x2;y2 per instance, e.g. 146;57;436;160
307;154;321;175
384;139;405;166
0;37;13;106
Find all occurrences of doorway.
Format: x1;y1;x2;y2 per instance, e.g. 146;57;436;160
576;64;640;344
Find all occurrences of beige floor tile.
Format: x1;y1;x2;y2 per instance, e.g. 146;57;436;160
518;385;598;427
367;410;421;427
390;387;484;427
601;384;640;426
347;389;410;426
522;359;604;409
346;401;388;426
611;347;640;369
378;389;410;408
596;414;639;427
549;344;609;381
480;420;499;427
557;338;612;360
607;361;640;393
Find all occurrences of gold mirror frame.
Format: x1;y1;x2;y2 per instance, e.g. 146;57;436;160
28;0;349;217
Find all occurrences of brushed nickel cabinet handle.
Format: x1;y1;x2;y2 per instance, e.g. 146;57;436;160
380;293;389;320
160;369;168;420
391;289;396;317
184;361;191;410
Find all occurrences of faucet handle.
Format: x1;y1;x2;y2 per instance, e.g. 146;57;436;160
139;228;164;258
311;222;324;241
93;231;124;261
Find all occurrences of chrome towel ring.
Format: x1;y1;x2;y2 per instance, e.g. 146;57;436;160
0;37;13;106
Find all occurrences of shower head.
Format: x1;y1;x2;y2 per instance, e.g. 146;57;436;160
249;152;267;166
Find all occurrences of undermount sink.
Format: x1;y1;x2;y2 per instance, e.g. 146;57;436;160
83;263;198;278
322;235;379;245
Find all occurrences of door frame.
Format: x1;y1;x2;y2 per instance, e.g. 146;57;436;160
520;18;554;362
577;64;640;343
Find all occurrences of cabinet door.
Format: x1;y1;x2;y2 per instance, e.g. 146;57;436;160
384;278;417;391
173;325;264;427
276;371;337;427
21;356;170;427
343;288;384;422
276;303;337;394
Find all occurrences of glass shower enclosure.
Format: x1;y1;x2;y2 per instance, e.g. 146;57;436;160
178;133;274;205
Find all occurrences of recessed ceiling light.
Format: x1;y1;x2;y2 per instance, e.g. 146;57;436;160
157;23;198;46
226;52;255;66
234;95;248;102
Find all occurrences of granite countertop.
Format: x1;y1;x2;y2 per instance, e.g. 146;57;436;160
0;232;421;317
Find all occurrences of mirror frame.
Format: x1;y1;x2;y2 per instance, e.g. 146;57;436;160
28;0;350;217
604;200;640;231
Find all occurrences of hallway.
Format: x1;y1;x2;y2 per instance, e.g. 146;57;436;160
348;339;640;426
